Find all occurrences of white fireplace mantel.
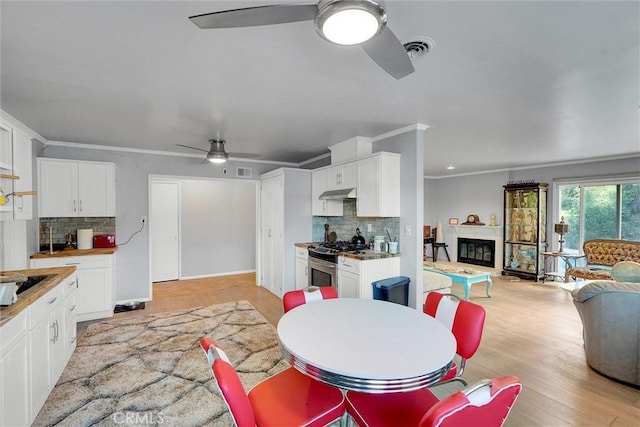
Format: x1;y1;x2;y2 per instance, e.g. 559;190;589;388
449;225;504;269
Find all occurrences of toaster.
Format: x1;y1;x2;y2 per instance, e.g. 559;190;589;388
93;234;116;248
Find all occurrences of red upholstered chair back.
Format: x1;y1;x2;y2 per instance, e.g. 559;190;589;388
423;292;486;362
199;338;255;427
419;376;522;427
282;286;339;313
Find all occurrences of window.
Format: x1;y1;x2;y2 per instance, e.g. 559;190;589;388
555;177;640;253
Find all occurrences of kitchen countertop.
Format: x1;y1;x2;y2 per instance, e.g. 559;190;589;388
30;246;118;259
0;266;77;324
295;242;400;261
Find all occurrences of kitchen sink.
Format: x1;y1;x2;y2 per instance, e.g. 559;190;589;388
16;274;54;295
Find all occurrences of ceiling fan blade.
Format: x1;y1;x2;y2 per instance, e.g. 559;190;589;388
177;143;209;153
361;26;415;79
189;4;317;29
228;152;261;159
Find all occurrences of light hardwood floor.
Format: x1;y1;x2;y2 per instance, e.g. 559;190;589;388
103;272;640;426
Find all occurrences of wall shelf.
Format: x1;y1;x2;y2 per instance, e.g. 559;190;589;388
0;173;20;180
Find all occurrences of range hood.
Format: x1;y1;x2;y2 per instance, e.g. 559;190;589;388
319;188;357;200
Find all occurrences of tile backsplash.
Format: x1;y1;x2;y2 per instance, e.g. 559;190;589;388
312;199;400;244
39;217;116;247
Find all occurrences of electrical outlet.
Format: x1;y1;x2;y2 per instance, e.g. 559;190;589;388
405;225;411;236
141;216;147;224
367;224;372;232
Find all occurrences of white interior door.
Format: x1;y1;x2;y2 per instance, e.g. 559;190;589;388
151;181;180;282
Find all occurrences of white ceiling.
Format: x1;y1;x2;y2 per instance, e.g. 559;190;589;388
1;1;638;176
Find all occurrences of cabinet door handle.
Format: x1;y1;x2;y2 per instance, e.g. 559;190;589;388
73;199;77;212
70;336;77;344
50;323;56;342
79;200;83;212
305;266;308;276
48;297;57;304
69;305;76;312
65;262;80;266
68;280;76;287
343;263;352;268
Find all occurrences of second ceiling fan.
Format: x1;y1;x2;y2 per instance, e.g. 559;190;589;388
189;0;414;79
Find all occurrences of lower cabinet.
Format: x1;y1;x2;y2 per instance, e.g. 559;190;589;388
0;271;77;427
0;310;30;427
31;254;115;321
294;247;309;290
337;256;401;299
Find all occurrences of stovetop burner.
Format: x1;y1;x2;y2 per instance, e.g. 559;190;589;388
308;241;369;261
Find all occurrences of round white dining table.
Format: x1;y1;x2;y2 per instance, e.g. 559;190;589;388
277;298;456;393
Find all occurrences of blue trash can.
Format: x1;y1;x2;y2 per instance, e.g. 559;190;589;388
372;276;410;306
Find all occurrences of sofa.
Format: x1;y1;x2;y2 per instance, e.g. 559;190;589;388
565;239;640;282
571;280;640;386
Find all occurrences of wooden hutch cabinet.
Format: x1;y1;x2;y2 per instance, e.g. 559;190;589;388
503;182;548;281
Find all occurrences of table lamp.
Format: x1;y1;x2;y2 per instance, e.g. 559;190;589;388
554;216;570;253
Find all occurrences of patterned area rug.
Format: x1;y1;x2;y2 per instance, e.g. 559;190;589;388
34;301;289;426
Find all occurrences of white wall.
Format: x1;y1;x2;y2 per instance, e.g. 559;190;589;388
375;127;425;309
180;178;257;277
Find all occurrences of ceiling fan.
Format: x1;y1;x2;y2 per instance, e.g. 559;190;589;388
177;139;260;164
189;0;414;79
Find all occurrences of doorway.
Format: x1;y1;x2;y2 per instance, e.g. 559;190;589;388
150;180;181;282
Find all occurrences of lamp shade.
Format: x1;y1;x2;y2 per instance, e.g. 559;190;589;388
554;218;569;235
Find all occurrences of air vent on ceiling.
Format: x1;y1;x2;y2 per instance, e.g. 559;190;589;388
237;167;252;178
403;37;434;61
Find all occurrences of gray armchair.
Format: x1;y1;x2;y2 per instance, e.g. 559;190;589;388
571;281;640;386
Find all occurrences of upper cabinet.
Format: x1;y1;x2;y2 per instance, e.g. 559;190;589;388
356;152;400;217
37;158;116;217
326;162;357;190
312;168;343;216
312;152;400;217
0;122;34;220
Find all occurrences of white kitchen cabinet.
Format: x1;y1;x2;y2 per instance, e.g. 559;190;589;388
0;123;34;221
260;168;312;298
357;152;400;217
337;257;360;298
37;158;116;217
0;270;77;427
28;280;66;419
326;162;357;190
337;255;401;299
0;309;30;427
294;246;309;290
311;168;343;216
31;254;116;321
12;128;33;220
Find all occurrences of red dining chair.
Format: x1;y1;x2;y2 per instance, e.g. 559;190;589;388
283;285;338;313
199;337;345;427
345;376;522;427
423;292;486;385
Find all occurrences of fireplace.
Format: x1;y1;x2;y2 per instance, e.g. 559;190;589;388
458;238;495;268
449;225;503;269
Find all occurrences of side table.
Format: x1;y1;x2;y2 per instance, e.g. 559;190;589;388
541;252;584;283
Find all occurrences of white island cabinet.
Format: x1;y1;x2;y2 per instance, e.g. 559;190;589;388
37;158;115;217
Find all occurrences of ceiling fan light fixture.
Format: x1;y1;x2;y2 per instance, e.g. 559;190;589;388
207;153;227;164
315;0;387;46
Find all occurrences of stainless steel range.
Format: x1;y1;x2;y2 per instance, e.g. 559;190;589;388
307;242;367;288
